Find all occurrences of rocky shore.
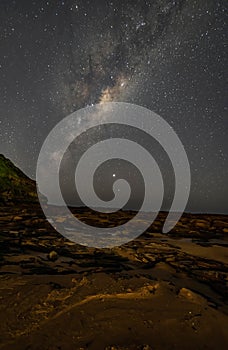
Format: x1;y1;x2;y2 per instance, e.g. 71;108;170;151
0;204;227;349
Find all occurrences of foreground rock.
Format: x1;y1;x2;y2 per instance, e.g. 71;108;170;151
0;204;227;349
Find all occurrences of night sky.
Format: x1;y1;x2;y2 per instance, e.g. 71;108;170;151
0;0;227;213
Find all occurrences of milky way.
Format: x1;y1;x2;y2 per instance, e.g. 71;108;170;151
0;0;227;213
